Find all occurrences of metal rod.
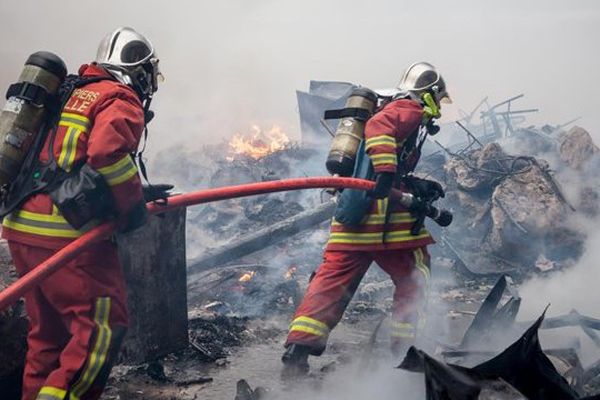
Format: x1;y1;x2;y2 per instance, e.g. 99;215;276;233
455;121;484;147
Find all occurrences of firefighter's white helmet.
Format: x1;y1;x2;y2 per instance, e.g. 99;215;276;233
397;62;451;104
96;27;162;97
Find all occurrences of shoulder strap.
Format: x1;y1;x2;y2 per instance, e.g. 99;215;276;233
133;96;168;205
323;107;372;122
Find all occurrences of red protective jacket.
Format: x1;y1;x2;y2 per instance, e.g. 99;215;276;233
2;64;146;249
326;99;435;251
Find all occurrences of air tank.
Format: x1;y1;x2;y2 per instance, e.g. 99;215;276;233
0;51;67;187
325;87;378;176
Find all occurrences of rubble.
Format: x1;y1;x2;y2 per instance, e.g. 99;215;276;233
437;137;588;274
560;126;599;170
487;158;567;260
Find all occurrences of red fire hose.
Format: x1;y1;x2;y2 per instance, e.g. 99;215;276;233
0;177;375;311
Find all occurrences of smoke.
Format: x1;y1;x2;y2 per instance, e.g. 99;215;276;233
517;138;599;311
0;0;599;160
288;362;425;400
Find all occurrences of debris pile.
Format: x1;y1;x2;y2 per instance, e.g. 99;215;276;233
434;125;598;275
559;126;599;170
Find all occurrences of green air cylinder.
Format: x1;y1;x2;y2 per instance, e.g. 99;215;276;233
0;51;67;187
325;87;378;176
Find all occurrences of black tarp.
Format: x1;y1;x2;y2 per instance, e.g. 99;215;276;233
399;310;582;399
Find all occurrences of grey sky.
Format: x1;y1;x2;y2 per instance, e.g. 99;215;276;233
0;0;598;152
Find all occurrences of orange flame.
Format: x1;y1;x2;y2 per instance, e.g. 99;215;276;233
239;271;257;283
228;124;290;160
284;266;297;281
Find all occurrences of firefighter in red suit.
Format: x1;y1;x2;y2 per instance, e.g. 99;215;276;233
282;62;451;376
2;27;162;400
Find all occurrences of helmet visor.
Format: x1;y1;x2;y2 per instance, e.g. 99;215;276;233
119;40;153;67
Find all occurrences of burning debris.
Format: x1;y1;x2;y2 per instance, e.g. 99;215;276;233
188;264;300;316
228;125;291;161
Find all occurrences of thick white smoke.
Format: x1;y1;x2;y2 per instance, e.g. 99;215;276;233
0;0;599;157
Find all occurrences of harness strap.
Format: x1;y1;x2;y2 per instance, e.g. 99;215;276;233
0;75;115;218
133;97;167;205
6;82;55;107
323;107;372;122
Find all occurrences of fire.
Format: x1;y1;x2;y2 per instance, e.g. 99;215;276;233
228;124;290;160
284;266;297;281
238;271;257;283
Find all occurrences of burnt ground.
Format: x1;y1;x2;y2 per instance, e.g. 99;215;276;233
100;267;496;399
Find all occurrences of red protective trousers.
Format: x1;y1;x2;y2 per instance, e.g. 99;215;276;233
286;247;430;355
9;240;128;400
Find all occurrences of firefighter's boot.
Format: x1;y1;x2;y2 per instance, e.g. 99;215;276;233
281;344;310;380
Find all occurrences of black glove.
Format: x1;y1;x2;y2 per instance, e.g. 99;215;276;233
142;183;174;202
406;177;445;201
368;172;395;199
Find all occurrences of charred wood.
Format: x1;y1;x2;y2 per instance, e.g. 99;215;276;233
188;200;336;276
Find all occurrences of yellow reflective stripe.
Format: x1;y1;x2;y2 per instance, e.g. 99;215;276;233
57;127;74;169
391;321;416;338
37;386;67;400
386;231;431;243
328;230;430;244
97;155;138;186
365;135;396;150
58;121;86;132
376;198;389;214
413;248;431;281
1;220;80;238
370;153;398;166
289;316;330;337
413;248;430;334
369;153;397;159
389;213;415;223
292;316;329;331
70;297;112;399
59;112;90;132
61;112;90;124
391;322;414;329
2;210;82;238
289;324;327;337
96;155;132;175
391;331;416;338
332;212;415;226
7;209;69;223
58;127;83;172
